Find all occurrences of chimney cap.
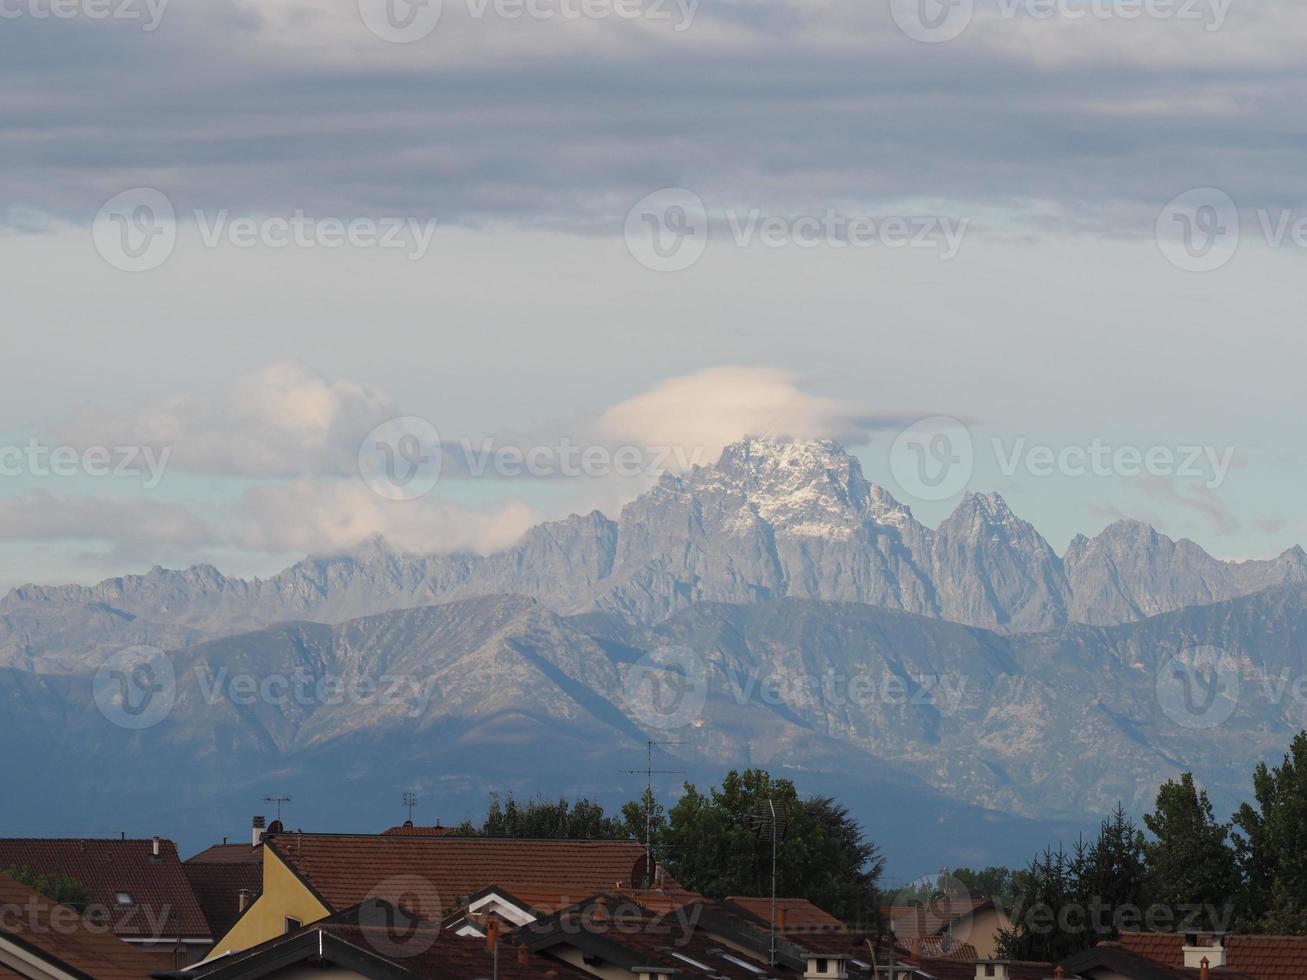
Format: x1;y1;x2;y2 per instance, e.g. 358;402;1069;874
253;815;266;828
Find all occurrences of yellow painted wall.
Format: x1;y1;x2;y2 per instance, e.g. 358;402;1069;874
205;850;331;960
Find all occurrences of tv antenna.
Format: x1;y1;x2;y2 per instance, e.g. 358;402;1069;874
620;740;683;867
262;796;292;822
746;799;789;966
403;791;418;822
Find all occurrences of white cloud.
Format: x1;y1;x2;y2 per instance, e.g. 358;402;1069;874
235;479;539;555
59;361;395;479
596;365;870;465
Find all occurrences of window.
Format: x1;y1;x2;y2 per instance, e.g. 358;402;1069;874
816;958;829;974
984;966;996;977
285;917;302;933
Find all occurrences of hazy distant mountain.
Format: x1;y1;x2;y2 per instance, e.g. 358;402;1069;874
6;437;1306;664
5;587;1307;870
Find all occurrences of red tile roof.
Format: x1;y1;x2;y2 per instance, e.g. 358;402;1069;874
0;872;173;979
183;844;263;943
726;896;847;933
0;838;210;940
188;902;594;979
382;823;463;837
265;834;675;913
901;958;1054;980
1117;932;1307;980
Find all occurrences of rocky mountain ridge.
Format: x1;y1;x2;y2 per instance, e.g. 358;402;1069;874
7;438;1302;659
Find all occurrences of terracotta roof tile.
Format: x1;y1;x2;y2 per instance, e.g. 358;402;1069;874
266;834;674;913
0;838;210;940
183;844;263;942
1117;932;1307;980
726;896;847;933
0;872;174;979
382;824;464;837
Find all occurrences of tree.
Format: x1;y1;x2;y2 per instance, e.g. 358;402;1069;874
657;769;883;926
998;807;1147;961
3;867;90;913
1143;773;1241;929
1234;733;1307;933
997;845;1081;963
951;867;1016;906
472;793;626;839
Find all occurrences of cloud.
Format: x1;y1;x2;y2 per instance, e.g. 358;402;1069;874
58;361;395;479
235;479;539;556
6;0;1307;235
1133;477;1239;535
596;366;880;465
0;493;214;562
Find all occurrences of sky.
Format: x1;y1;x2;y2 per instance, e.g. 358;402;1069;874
2;0;1306;589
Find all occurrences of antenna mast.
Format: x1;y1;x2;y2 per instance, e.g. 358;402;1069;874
261;796;291;823
620;740;682;865
403;791;418;822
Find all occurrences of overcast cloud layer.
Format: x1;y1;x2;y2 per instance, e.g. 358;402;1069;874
5;0;1307;230
4;0;1307;587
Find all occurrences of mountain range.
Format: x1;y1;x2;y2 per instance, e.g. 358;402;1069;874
7;438;1304;653
2;437;1303;874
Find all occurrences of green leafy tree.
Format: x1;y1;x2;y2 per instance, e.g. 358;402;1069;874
473;793;626;839
655;769;883;926
1143;773;1241;929
3;867;90;913
951;867;1016;906
1234;733;1307;933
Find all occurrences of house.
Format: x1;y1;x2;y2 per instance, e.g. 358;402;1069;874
1063;933;1307;980
183;841;264;947
181;900;594;979
723;897;849;935
0;837;212;967
207;833;684;959
0;870;175;979
521;893;851;980
882;900;1012;959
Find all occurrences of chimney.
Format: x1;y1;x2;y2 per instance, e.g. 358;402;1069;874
975;962;1010;980
252;816;266;847
1200;957;1211;980
151;837;161;859
1183;934;1227;970
238;889;251;912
